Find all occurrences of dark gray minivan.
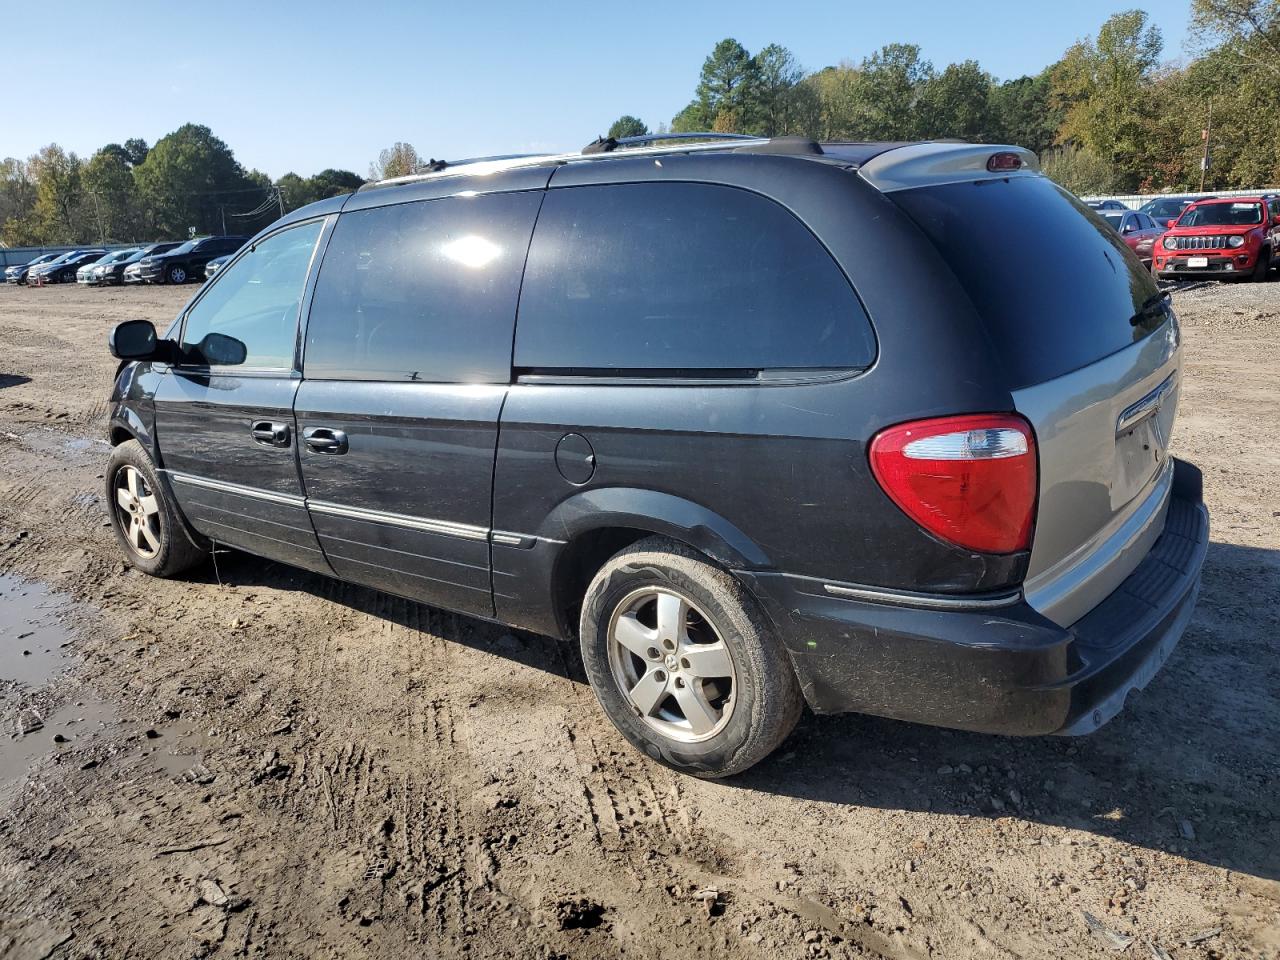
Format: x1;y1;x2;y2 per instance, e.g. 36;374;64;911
105;136;1209;777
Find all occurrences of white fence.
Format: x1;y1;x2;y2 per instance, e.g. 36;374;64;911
1081;187;1278;211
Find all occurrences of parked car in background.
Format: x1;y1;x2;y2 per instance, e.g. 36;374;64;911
138;235;246;284
4;253;61;284
1087;199;1128;211
97;243;181;286
204;254;232;280
1139;195;1216;225
1155;195;1280;281
102;137;1208;777
1099;209;1165;267
82;249;142;284
30;249;107;284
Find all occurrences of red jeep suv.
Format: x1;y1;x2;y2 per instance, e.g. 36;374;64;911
1155;195;1280;281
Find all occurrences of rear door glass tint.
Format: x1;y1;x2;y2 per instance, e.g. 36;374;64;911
514;182;875;372
892;176;1165;388
304;192;542;383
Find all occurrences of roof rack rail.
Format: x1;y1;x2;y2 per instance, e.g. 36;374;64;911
581;132;761;154
360;153;554;191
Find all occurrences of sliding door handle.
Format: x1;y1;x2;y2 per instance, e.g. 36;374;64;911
250;420;291;447
303;426;349;455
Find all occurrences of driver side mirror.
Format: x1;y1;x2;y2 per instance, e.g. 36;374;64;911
1122;223;1135;234
108;319;166;361
1166;219;1177;229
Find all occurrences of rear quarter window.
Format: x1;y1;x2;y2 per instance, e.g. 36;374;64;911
891;176;1164;388
513;182;875;373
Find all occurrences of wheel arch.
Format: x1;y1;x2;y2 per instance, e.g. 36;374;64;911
108;408;155;455
539;487;772;639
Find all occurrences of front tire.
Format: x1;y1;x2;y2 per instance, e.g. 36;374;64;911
106;439;205;577
579;537;803;778
166;264;188;284
1252;247;1272;282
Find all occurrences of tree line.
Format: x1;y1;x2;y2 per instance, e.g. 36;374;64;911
610;2;1280;195
0;125;364;247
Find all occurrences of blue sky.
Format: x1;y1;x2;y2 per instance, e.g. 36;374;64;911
4;0;1192;179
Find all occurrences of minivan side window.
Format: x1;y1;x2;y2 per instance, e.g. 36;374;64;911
303;192;542;383
514;183;875;373
180;219;323;369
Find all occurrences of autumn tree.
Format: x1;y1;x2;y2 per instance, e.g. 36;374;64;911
28;145;87;244
83;144;142;241
0;157;38;244
1052;10;1163;189
369;142;421;180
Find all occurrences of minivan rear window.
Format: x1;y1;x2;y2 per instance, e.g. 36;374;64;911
514;182;875;373
892;176;1165;388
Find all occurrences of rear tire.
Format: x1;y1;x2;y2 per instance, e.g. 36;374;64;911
579;536;803;778
106;439;206;578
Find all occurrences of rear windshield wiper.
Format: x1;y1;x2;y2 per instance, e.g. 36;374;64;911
1130;290;1171;326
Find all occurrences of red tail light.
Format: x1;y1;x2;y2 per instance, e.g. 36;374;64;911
869;414;1037;554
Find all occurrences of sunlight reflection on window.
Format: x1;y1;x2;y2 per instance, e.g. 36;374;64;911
441;235;500;269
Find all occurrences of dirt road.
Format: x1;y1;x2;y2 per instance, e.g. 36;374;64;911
0;281;1276;959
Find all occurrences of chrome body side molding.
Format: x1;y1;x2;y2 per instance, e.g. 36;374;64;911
307;500;489;541
822;582;1023;611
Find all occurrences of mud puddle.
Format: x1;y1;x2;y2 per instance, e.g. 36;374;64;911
0;574;73;691
0;574;113;796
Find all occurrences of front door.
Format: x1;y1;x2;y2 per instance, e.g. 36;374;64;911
153;217;330;575
294;190;543;618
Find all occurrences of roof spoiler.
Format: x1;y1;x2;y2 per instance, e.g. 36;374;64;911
858;143;1040;193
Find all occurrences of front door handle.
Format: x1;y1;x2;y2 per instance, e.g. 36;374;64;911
303;426;349;455
250;420;291;447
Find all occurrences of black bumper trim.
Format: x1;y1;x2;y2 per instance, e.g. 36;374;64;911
740;458;1209;736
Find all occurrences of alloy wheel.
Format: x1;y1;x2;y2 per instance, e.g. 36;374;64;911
606;587;736;743
113;465;162;558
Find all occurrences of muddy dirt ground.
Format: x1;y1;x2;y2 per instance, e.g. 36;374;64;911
0;280;1276;960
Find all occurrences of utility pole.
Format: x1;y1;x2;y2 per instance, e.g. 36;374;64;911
220;204;227;235
276;186;285;220
1199;99;1213;192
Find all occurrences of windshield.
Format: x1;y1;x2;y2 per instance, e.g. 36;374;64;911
104;249;138;264
1143;199;1187;219
163;240;199;256
1102;213;1125;230
1180;202;1262;227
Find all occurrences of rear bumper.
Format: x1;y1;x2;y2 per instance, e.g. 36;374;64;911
739;458;1209;736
